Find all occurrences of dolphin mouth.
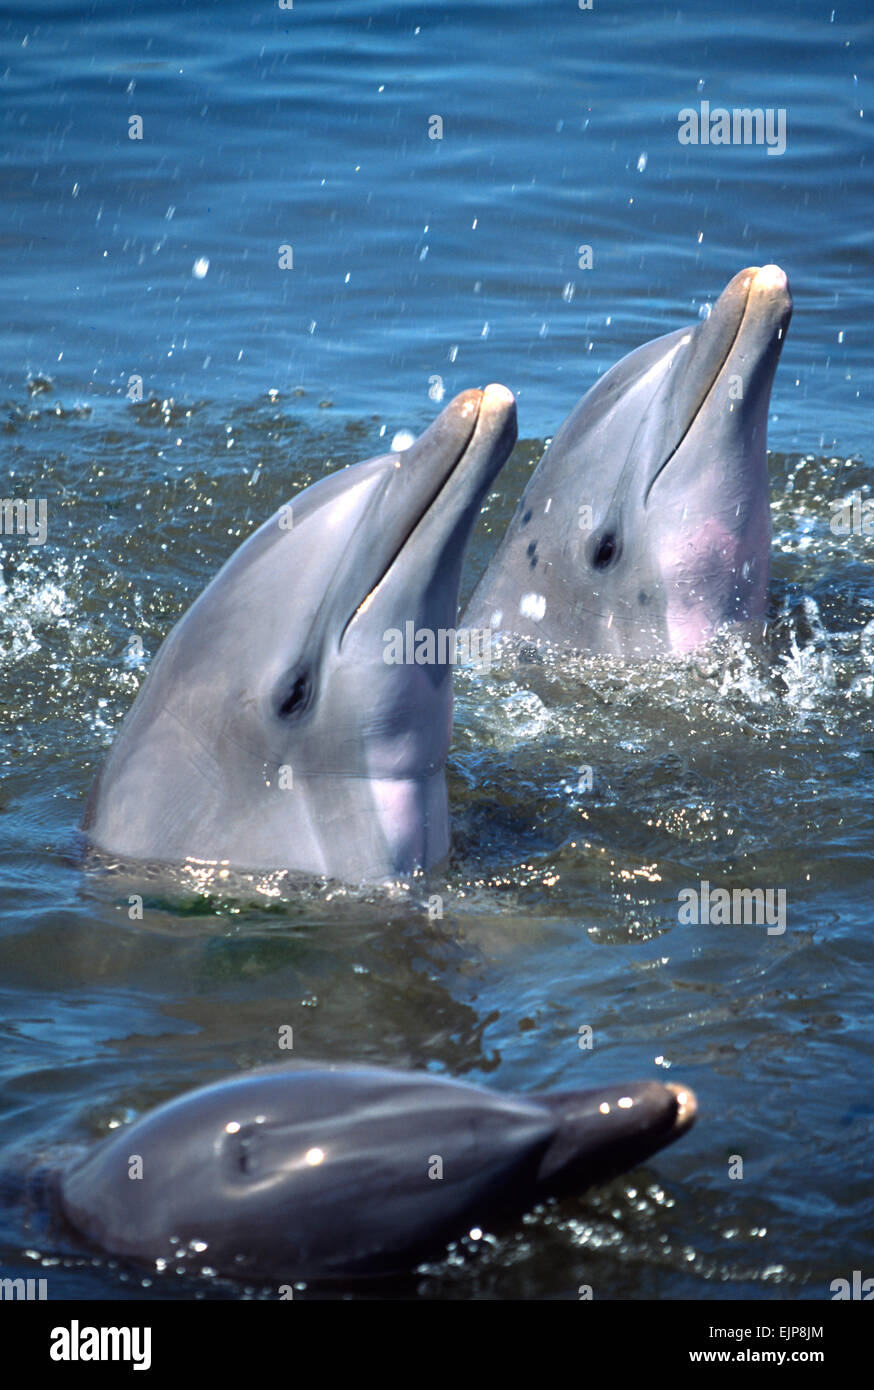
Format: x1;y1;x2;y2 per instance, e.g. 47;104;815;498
643;264;792;505
339;384;515;645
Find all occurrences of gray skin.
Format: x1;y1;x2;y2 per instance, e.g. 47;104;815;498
82;385;517;882
58;1062;697;1281
464;266;793;657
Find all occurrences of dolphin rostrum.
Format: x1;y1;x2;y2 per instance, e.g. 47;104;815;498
58;1062;697;1282
83;385;517;881
464;266;792;657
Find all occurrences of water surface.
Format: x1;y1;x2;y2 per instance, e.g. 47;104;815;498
0;0;872;1300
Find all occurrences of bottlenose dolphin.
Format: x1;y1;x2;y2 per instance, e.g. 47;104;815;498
58;1062;697;1281
83;386;517;881
464;266;792;657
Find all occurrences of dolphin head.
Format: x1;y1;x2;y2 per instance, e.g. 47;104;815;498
83;385;517;881
465;266;792;657
58;1063;697;1281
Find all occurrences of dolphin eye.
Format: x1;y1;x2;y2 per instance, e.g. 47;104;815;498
275;672;312;720
591;532;620;569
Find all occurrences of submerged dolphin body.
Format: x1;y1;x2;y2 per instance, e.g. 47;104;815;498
464;266;792;657
83;386;517;882
59;1063;697;1281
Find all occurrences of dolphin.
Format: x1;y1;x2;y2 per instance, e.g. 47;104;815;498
464;266;792;658
58;1062;697;1281
82;385;517;882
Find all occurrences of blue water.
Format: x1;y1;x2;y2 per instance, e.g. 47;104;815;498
1;0;872;1300
3;0;872;446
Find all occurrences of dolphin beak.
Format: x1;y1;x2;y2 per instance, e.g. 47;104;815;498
666;1082;697;1137
533;1080;698;1198
340;384;517;643
691;263;792;360
644;264;792;503
734;263;793;357
477;382;518;423
746;262;793;313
